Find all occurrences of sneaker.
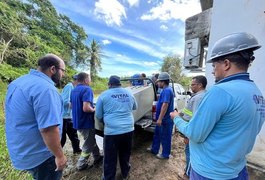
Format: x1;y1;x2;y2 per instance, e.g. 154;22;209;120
156;154;169;160
76;156;89;170
80;151;91;158
146;147;157;155
93;155;103;166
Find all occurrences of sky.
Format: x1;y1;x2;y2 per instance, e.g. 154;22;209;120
50;0;202;77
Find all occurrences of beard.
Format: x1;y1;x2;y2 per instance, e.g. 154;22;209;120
51;71;61;84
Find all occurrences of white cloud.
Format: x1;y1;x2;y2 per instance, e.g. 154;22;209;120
141;0;201;22
94;0;127;26
102;39;112;45
98;50;160;77
126;0;140;7
143;61;159;66
160;24;168;31
85;26;166;58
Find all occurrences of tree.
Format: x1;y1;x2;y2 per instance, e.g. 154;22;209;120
161;54;192;87
88;39;102;80
161;55;182;82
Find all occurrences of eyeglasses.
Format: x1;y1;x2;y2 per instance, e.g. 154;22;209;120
57;68;66;73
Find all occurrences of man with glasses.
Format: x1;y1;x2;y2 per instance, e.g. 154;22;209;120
179;75;207;177
170;32;264;179
5;54;67;180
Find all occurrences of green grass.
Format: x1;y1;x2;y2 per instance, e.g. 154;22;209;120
0;81;31;180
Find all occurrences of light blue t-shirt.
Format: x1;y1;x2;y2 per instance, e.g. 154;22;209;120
174;73;265;179
95;87;137;135
61;82;74;119
5;69;63;170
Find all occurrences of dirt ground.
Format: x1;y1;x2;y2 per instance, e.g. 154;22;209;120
62;128;188;180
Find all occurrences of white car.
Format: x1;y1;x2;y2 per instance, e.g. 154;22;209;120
172;83;189;111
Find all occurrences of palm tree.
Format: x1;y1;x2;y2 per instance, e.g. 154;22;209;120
88;39;102;80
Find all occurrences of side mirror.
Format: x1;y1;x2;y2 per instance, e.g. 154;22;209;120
186;91;192;96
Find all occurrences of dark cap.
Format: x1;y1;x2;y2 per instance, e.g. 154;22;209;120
108;75;121;85
72;74;78;80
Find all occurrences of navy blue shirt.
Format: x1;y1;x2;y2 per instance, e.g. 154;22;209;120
70;84;94;129
156;86;174;120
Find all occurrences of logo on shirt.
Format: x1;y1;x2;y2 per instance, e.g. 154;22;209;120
111;93;130;103
253;95;265;105
253;95;265;118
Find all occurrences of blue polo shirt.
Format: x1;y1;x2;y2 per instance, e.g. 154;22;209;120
70;84;94;129
131;74;144;86
61;82;74;119
156;86;174;121
174;73;265;179
95;87;137;135
5;69;63;170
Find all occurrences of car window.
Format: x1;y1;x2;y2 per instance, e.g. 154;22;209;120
174;85;181;95
179;85;185;94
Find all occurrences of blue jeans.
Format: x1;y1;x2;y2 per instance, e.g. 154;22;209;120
190;166;249;180
151;119;173;158
103;131;133;180
27;156;62;180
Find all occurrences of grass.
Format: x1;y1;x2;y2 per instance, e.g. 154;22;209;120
0;80;31;180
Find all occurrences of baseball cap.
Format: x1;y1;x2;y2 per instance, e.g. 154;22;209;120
108;75;121;85
72;74;78;80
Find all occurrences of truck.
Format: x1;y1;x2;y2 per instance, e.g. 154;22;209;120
95;78;189;135
183;0;265;178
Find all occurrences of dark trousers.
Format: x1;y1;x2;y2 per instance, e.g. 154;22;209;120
103;131;133;180
190;166;249;180
27;156;62;180
60;119;80;152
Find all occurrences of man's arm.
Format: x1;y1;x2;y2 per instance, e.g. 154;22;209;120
61;84;71;106
95;97;103;121
171;87;230;143
40;126;67;171
157;102;168;126
83;101;95;112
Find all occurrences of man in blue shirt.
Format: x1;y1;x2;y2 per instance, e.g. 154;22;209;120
131;73;146;86
96;75;137;180
180;75;207;177
171;32;265;179
147;72;174;159
5;54;67;180
61;75;81;154
70;72;102;170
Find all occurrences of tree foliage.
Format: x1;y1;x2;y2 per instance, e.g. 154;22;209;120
161;55;192;87
0;0;90;70
0;0;106;86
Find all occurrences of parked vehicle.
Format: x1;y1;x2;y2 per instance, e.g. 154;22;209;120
95;78;189;135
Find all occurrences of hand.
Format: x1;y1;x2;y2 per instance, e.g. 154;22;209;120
184;137;189;144
55;154;67;171
156;119;162;126
170;110;179;120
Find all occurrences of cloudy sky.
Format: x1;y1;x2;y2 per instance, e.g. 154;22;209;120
50;0;201;77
